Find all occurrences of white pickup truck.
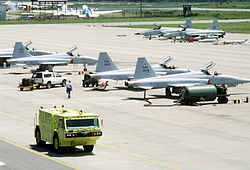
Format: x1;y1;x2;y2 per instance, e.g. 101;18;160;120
31;72;67;89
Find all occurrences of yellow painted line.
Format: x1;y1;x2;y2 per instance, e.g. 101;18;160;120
0;111;79;170
0;111;178;170
0;137;80;170
97;143;178;170
0;111;34;125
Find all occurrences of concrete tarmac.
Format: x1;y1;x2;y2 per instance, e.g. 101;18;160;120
0;24;250;170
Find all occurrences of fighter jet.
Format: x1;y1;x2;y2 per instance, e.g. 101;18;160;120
162;20;225;42
0;41;54;58
90;52;191;83
53;4;121;18
7;42;98;71
134;19;193;40
184;20;225;40
128;58;250;99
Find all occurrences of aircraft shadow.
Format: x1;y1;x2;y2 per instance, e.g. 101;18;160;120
114;87;146;92
30;144;95;157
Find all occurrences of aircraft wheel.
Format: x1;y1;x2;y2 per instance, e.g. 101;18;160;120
165;87;171;96
83;145;94;152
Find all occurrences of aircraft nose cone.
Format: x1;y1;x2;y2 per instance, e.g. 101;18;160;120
241;78;250;84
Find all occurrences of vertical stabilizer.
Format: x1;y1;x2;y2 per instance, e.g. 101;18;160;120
13;42;32;58
183;19;193;28
134;57;157;79
209;20;220;30
95;52;118;72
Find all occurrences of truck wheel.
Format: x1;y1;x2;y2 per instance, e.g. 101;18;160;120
35;129;45;146
20;88;24;91
83;145;94;152
36;85;40;89
53;135;61;152
86;83;90;87
30;87;34;91
47;82;52;89
82;80;85;87
61;80;66;87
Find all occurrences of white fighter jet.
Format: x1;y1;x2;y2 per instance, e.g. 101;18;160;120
90;52;191;83
134;19;193;40
162;20;225;42
0;41;54;59
53;4;121;18
7;42;98;71
128;58;250;101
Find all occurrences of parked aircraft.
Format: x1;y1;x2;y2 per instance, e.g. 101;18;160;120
127;57;250;102
3;1;18;11
7;42;98;71
134;19;193;40
162;20;225;42
184;20;225;40
90;52;191;82
54;4;121;18
0;41;54;59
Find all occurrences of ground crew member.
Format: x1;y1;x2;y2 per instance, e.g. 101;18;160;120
66;80;72;99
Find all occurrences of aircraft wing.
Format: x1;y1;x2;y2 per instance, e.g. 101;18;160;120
8;57;71;65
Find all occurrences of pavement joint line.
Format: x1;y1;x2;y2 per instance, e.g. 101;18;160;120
0;110;178;170
97;143;178;170
0;137;80;170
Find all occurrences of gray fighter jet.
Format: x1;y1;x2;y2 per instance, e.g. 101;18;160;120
162;20;225;42
134;19;193;40
0;41;56;59
90;52;190;83
128;58;250;102
7;42;98;71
